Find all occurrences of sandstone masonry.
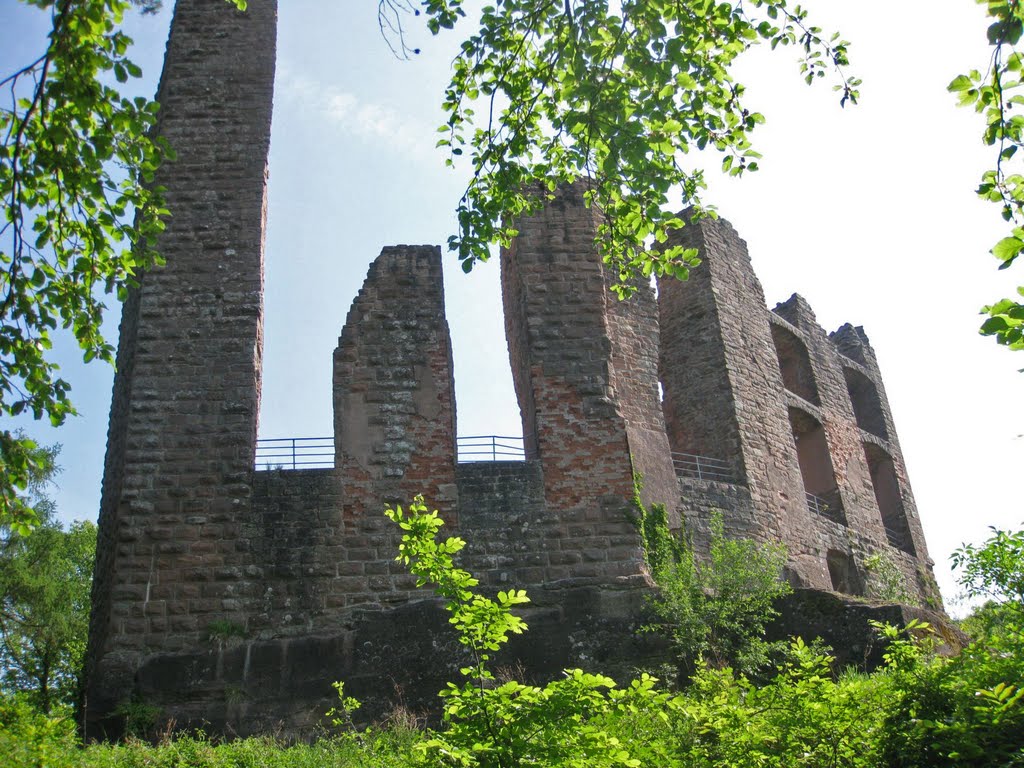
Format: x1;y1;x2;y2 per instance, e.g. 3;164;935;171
83;0;944;739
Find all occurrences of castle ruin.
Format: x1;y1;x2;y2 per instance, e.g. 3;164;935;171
83;0;943;737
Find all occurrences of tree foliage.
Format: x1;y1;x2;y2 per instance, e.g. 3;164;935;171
876;526;1024;767
0;432;58;536
416;0;857;295
952;524;1024;608
0;448;95;714
950;0;1024;350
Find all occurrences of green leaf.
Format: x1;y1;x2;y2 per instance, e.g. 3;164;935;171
948;74;975;92
992;235;1024;263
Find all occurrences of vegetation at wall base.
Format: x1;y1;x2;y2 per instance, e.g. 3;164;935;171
2;502;1022;767
863;550;915;605
632;482;792;682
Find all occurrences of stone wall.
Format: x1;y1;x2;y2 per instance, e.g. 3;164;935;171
333;246;458;521
84;0;276;730
499;184;650;582
84;1;943;737
656;216;939;606
658;216;826;586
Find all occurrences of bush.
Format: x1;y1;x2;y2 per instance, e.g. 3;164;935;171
77;733;419;768
383;495;677;767
637;495;792;680
876;525;1024;767
0;693;79;768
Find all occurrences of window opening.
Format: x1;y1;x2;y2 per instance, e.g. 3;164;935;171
844;367;889;440
771;324;820;405
789;407;845;525
863;443;915;555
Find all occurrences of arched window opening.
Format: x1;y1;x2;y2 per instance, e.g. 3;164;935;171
864;443;915;555
789;408;845;525
844;367;889;440
771;324;820;405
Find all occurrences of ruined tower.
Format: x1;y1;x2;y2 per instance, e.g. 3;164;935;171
500;183;676;572
84;2;942;738
657;215;937;601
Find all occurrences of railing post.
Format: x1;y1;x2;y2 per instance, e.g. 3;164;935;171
291;438;297;471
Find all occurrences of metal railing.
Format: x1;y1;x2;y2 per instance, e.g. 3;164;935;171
883;525;916;554
672;452;735;483
255;436;334;470
255;434;529;470
805;491;831;517
456;435;526;462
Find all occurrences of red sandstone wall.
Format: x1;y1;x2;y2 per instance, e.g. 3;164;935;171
500;184;657;581
658;216;827;587
333;246;458;518
85;0;277;733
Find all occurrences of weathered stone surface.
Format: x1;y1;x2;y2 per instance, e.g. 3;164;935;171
499;183;663;577
658;216;823;583
766;589;963;671
119;584;670;736
658;216;940;608
85;2;944;740
85;0;276;737
333;246;458;520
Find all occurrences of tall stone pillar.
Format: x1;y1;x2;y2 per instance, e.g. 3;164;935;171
333;246;459;520
501;184;675;581
830;324;939;604
85;0;276;736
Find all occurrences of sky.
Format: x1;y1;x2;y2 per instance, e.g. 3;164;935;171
1;0;1021;611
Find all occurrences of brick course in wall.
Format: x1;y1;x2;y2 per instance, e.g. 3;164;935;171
84;2;944;738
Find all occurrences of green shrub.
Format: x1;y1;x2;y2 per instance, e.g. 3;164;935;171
876;526;1024;767
863;550;913;604
111;698;160;740
682;639;886;768
638;497;792;680
382;495;678;767
77;733;418;768
0;694;79;768
876;630;1024;767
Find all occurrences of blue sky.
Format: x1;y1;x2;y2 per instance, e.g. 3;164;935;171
2;0;1021;609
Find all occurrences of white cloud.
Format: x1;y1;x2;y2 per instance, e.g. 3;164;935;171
276;64;438;160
